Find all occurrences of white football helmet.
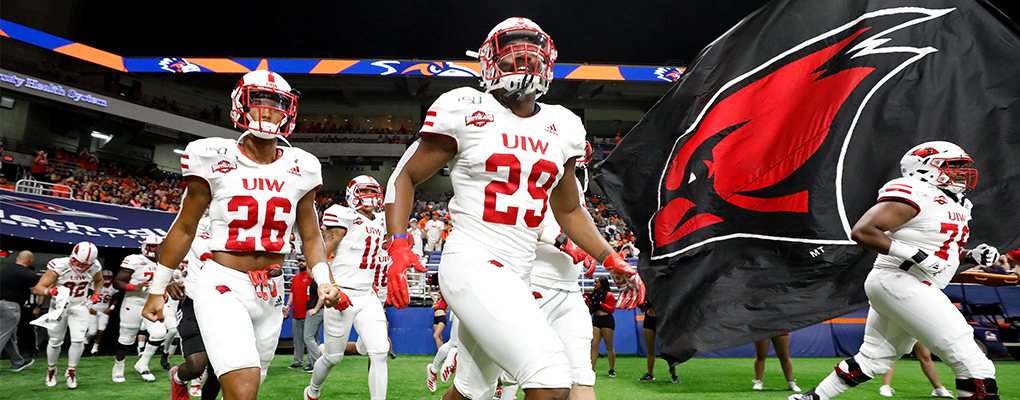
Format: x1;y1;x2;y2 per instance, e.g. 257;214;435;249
346;175;383;209
70;241;98;272
230;70;300;139
478;17;557;99
900;141;977;194
141;234;163;259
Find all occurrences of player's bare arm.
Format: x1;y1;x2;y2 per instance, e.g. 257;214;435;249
322;227;348;258
112;268;143;292
30;270;58;296
384;135;457;238
143;176;212;322
850;201;919;254
296;189;342;308
549;160;614;262
91;271;104;300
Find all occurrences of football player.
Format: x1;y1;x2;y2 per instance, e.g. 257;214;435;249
87;269;119;356
384;17;644;400
791;141;1001;400
141;70;345;400
305;175;391;400
30;241;104;389
112;234;168;382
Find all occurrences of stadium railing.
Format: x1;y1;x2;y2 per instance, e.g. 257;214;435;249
14;179;74;198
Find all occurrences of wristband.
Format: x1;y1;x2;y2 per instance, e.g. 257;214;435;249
537;227;560;246
887;240;921;262
390;234;407;240
311;262;332;287
148;263;174;296
125;284;136;291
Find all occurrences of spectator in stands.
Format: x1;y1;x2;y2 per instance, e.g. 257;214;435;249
408;218;424;259
586;276;617;377
287;258;312;370
0;174;13;191
424;213;446;258
878;342;953;398
32;150;48;181
53;177;73;198
0;250;38;372
752;334;801;392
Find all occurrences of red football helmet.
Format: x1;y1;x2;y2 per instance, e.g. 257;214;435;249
478;17;557;99
70;241;98;273
140;234;162;259
346;175;384;209
230;70;300;140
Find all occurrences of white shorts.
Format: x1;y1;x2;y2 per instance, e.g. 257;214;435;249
322;288;389;358
193;261;285;380
49;302;90;344
532;283;595;386
859;268;995;379
119;296;168;345
440;250;570;398
87;310;111;336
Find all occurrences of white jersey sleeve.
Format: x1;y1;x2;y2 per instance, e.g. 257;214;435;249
876;177;925;212
182;137;323;254
322;204;357;231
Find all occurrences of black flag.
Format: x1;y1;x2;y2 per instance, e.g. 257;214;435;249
595;0;1020;363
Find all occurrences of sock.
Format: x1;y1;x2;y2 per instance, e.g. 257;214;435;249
368;353;388;400
165;338;179;357
47;343;60;367
432;340;454;371
815;371;852;400
136;341;162;370
92;343;100;352
68;342;85;368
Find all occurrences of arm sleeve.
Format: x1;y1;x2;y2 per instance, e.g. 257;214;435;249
601;292;617;314
876;178;924;212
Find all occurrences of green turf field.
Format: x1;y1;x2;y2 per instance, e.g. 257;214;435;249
1;354;1016;399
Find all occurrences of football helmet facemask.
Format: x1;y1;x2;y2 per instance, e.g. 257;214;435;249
70;241;98;273
478;17;557;99
900;141;977;194
140;234;163;260
230;70;300;140
346;175;384;210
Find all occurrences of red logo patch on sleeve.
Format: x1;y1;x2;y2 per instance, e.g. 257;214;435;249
215;285;231;294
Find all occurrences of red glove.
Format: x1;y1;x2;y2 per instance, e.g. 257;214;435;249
47;287;59;296
603;253;645;310
386;236;423;309
582;255;598;278
90;293;101;304
553;232;590;265
333;286;353;311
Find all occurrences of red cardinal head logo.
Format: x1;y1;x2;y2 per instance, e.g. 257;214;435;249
215;285;231;294
911;147;939;157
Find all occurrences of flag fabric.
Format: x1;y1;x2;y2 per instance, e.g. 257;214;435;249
595;0;1020;363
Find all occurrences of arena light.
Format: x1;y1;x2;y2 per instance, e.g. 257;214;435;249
91;131;112;140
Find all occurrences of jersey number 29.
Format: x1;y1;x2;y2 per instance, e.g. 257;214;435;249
483;154;559;228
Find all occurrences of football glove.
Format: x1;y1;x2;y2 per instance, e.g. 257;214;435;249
89;293;101;304
913;251;947;282
332;286;353;311
603;252;645;310
386;236;423;309
582;255;598;278
967;243;999;266
554;232;590;265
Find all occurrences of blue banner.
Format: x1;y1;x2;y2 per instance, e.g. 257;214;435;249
0;192;177;248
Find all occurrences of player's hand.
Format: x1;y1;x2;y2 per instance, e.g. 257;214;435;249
386;237;421;309
332;288;353;311
89;308;97;315
603;252;645;310
46;287;59;296
166;282;186;301
103;308;111;315
554;232;590;265
970;244;999;266
137;281;150;292
318;284;340;308
582;255;598;278
89;293;101;304
142;294;166;323
914;252;947;282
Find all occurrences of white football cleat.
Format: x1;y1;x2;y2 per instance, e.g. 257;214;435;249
45;367;58;386
189;381;203;397
440;351;458;383
752;379;764;390
931;387;954;398
134;364;156;382
789;380;802;392
112;360;126;383
65;368;77;389
304;385;319;400
426;364;438;392
879;385;895;397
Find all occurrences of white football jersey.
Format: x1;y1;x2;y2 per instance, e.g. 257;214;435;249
531;177;588;291
90;284;119;311
181;137;322;254
873;177;972;288
121;254;158;299
414;87;586;269
183;216;213;295
323;205;388;291
47;257;102;304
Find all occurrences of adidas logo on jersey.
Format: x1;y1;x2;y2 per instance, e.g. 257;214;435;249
288;166;301;177
545;124;558;135
465;111;494;127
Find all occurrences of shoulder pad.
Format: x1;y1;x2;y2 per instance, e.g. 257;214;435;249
322;205;357;229
877;178;925;212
